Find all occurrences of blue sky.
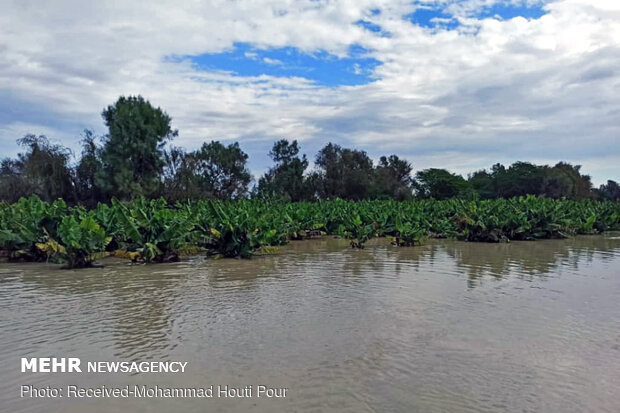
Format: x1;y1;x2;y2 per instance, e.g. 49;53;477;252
409;3;545;27
407;2;547;30
478;2;547;19
1;0;619;184
187;2;547;86
185;43;381;86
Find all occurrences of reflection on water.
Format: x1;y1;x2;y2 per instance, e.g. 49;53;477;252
0;234;619;412
442;235;620;287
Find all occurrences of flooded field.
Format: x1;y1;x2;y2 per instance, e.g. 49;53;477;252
1;234;619;412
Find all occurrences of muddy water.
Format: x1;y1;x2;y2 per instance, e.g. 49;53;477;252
1;235;619;413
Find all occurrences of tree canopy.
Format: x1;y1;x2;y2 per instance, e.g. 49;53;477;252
0;134;74;203
0;96;615;204
97;95;178;199
415;168;475;200
257;139;311;201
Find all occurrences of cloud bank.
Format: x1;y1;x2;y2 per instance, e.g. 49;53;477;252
1;0;619;183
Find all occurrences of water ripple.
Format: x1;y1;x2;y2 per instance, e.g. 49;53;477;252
1;235;619;412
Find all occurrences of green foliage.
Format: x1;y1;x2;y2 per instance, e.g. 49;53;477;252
98;95;178;199
393;215;426;246
338;213;375;249
186;141;251;199
310;143;414;201
451;196;618;242
191;199;289;258
0;97;614;205
160;146;202;201
0;127;612;208
1;86;616;261
195;200;255;258
470;161;595;200
415;168;475;200
599;180;620;201
373;155;414;200
314;143;375;200
257;139;312;201
2;197;620;269
0;196;67;260
109;198;195;262
75;129;105;207
0;135;74;203
37;214;111;268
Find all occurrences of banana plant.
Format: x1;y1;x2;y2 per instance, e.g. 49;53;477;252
0;196;67;260
110;198;196;262
393;216;426;246
36;214;111;268
338;213;375;249
197;201;255;258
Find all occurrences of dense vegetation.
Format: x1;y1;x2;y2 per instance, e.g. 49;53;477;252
1;95;618;205
1;95;618;268
1;196;618;268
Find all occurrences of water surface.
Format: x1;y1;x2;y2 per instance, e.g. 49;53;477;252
1;235;619;412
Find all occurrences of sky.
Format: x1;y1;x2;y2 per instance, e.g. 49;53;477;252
1;0;619;185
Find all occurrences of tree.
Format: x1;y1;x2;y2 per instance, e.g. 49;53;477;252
97;96;177;199
187;141;251;199
471;162;545;199
0;158;31;203
469;169;494;199
158;141;252;200
74;130;104;207
10;134;75;202
541;165;573;199
314;143;375;200
373;155;414;200
257;139;311;201
498;162;545;198
160;146;202;201
542;162;593;199
599;180;620;201
414;168;475;200
468;161;596;200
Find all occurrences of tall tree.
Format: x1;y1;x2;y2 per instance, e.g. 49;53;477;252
5;134;75;202
97;96;177;199
315;143;375;200
373;155;414;200
599;180;620;201
188;141;251;199
74;130;104;206
160;146;203;201
498;162;545;198
414;168;475;200
470;161;595;200
469;169;495;199
542;162;594;199
0;158;31;203
257;139;311;201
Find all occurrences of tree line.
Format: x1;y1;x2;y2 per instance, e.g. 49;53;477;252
1;95;618;206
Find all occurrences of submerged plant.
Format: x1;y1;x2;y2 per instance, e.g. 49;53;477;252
0;195;618;268
339;214;375;249
0;196;67;260
393;217;426;246
109;198;196;262
36;215;111;268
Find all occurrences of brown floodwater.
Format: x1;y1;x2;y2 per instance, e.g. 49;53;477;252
1;234;619;412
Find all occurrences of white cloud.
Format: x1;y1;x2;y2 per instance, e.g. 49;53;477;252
0;0;619;184
263;57;283;65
